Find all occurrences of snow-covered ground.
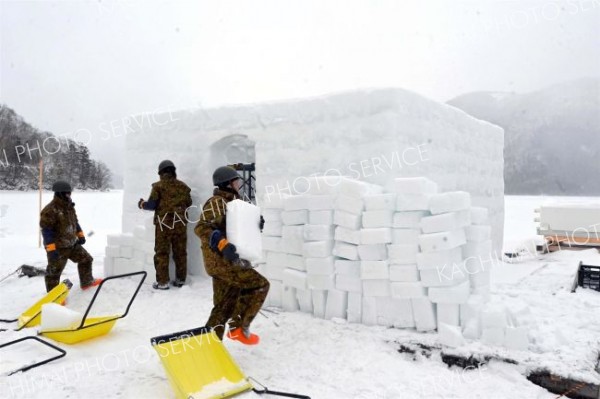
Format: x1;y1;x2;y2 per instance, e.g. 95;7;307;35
0;191;598;399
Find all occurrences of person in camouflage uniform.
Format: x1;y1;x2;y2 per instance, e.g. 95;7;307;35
139;160;192;290
195;166;269;345
40;181;101;292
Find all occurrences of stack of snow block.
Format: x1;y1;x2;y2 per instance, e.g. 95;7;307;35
261;195;286;309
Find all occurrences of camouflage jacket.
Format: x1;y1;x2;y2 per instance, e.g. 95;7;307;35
143;174;192;228
40;196;83;251
194;188;238;275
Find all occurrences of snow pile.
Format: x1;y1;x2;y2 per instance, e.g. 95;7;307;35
40;303;83;331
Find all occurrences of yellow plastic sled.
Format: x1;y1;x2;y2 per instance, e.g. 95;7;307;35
40;271;146;344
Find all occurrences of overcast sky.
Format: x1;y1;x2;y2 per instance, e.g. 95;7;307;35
1;0;599;174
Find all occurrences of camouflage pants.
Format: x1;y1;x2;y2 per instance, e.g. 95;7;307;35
154;223;187;284
206;267;270;340
45;244;94;292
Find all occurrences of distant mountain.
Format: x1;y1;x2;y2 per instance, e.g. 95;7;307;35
448;78;600;196
0;105;112;190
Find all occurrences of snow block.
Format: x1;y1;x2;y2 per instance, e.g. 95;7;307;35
416;247;463;270
360;228;392;244
429;191;471;215
420;266;468;288
282;225;304;255
377;298;415;328
335;194;364;215
333;210;362;230
362;297;378;326
462;240;493;258
428;281;470;304
358;244;388;261
334;260;361;277
333;242;359;260
103;257;114;277
105;245;120;258
438;323;466;347
287;254;306;271
419;229;467;252
305;256;335;275
282;269;307;290
296;288;313;313
262;209;282;222
504;327;529;351
460;295;483;326
227;199;262;261
390;282;427;298
281;210;308;226
265;280;283;308
463;318;481;340
362;210;394;228
262;221;283;237
481;306;507;329
336;274;362;293
303;240;334;258
120;246;133;259
347;292;362;323
395;194;432;211
364;193;396;211
303;225;334;241
393;211;428;228
362;280;391;297
437;303;460;326
465;225;492;242
339;179;383;198
470;207;489;225
309;210;334;225
411;298;437;332
261;193;288;209
263;262;285;281
107;233;134;247
41;303;83;331
389;265;420;282
334;226;361;245
387;244;419;265
393;177;438;195
304;195;336;211
420;210;471;234
325;289;348;320
266;251;287;266
481;328;505;346
312;290;327;318
360;261;389;280
283;195;310;211
391;228;420;245
282;286;299;312
307;274;335;290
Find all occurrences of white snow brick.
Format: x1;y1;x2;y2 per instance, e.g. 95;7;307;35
265;280;283;308
465;225;492;242
336;274;362;293
296;289;313;313
303;241;334;258
120;246;133;258
334;260;361;277
417;247;463;270
439;323;466;348
334;195;364;215
262;221;283;237
334;210;362;230
282;226;304;255
106;246;120;258
339;179;383;198
395;194;432;211
460;295;484;326
283;195;309;211
419;229;467;252
362;210;394;228
393;211;428;228
261;193;288;209
393;177;438;194
103;257;114;277
305;257;335;275
429;191;471;215
428;281;470;304
282;269;307;290
390;282;427;298
481;306;507;329
303;225;334;241
107;234;130;247
364;193;396;211
360;228;392;244
377;298;415;328
266;251;287;267
387;244;419;265
334;226;361;245
481;328;505;346
262;236;284;253
262;209;282;222
358;244;388;261
362;280;391;297
287;254;306;271
325;289;348;320
312;290;327;318
360;261;389;280
133;226;145;241
282;286;299;312
41;303;83;331
389;265;420;282
463;318;481;340
307;274;335;290
362;297;378;326
504;327;529;351
420;210;471;234
420;266;468;288
281;210;308;226
437;303;460;326
347;292;362;323
462;240;493;259
263;262;285;281
333;242;359;260
470;207;489;225
113;258;133;274
304;195;336;211
411;298;437;332
226;199;262;261
391;229;420;245
309;210;334;225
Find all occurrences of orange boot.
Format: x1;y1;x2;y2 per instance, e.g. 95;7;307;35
226;327;260;345
81;278;103;290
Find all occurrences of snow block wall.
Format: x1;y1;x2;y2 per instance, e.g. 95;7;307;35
114;89;503;279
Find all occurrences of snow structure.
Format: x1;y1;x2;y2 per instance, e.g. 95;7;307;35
105;89;510;347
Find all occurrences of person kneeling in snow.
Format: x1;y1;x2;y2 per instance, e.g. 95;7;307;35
194;166;269;345
40;180;101;292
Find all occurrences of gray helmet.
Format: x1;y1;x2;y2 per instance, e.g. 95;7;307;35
212;166;241;186
158;160;175;174
52;180;72;193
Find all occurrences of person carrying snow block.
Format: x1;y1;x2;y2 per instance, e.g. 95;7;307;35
194;166;269;345
138;160;192;290
40;180;101;292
